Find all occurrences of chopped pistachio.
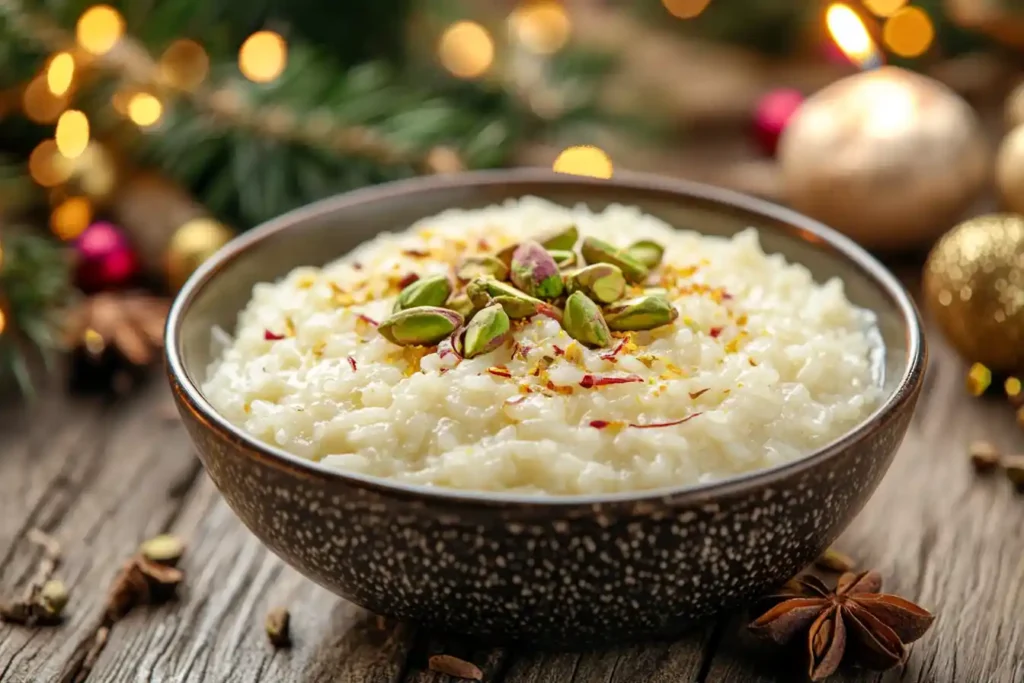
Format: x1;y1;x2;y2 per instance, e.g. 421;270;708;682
265;606;292;648
39;580;68;616
469;278;545;319
140;534;186;567
393;274;452;312
547;249;577;269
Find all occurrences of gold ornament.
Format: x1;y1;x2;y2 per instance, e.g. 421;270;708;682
778;67;990;251
996;125;1024;215
1005;81;1024;130
165;218;234;292
923;214;1024;372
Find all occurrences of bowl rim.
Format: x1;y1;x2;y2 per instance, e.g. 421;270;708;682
166;168;926;509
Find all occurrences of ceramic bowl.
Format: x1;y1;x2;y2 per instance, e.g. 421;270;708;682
166;169;926;647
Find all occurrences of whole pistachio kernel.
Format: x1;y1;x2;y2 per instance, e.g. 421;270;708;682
456;255;509;282
495;243;519;269
541;224;579;251
580;237;649;284
563;291;612;348
393;274;452;312
627;239;665;269
510;241;564;299
472;278;546;319
567;263;626;304
445;292;477;318
462;304;511;358
547;249;577;269
378;307;463;346
604;294;679;331
39;579;68;616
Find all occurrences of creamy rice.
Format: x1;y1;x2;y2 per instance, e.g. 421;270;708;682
202;198;881;496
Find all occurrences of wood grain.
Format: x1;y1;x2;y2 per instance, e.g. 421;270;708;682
1;301;1023;683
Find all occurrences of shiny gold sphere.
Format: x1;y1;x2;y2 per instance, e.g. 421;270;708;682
923;214;1024;371
779;67;990;251
996;125;1024;215
1006;81;1024;130
166;217;234;292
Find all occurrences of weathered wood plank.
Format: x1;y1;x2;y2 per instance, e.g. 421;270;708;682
2;283;1023;683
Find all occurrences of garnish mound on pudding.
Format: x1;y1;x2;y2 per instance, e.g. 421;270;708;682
203;198;881;496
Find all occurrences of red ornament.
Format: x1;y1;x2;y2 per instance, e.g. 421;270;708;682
752;88;804;157
73;221;139;292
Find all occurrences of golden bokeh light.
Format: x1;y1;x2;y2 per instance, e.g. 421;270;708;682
438;21;494;79
0;309;6;336
46;52;75;96
23;76;67;123
50;197;93;241
510;2;571;54
826;3;877;66
76;5;125;56
127;92;163;127
883;6;935;58
863;0;907;17
53;142;117;200
552;145;613;179
662;0;712;19
239;31;287;83
29;140;71;187
55;110;90;159
159;39;209;90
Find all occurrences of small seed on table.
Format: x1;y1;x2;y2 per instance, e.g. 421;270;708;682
265;606;292;648
428;654;483;680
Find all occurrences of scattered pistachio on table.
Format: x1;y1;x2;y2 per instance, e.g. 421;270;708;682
265;606;292;648
140;534;186;567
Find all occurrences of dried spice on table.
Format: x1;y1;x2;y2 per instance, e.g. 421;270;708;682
749;571;934;681
0;529;65;626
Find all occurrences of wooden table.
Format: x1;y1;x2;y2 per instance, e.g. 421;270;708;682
1;270;1023;683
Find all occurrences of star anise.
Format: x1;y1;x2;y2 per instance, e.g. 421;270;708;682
749;571;935;681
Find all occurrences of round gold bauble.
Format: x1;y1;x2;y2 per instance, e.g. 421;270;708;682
165;217;234;292
996;125;1024;215
1006;81;1024;130
923;214;1024;372
778;67;990;251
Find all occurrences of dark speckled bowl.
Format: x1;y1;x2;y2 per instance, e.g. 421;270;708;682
166;169;925;647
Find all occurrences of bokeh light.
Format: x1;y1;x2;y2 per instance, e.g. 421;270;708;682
883;7;934;58
0;309;6;336
863;0;907;17
127;92;163;127
29;140;70;187
239;31;287;83
50;197;93;240
826;4;876;65
55;110;90;159
438;21;494;79
76;5;125;56
552;146;613;179
662;0;712;19
46;52;75;96
159;39;209;90
53;142;116;199
510;2;571;54
23;76;67;123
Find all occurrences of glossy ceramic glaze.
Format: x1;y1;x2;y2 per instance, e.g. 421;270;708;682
166;170;926;647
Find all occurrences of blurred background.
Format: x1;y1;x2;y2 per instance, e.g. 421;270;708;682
1;0;1023;398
